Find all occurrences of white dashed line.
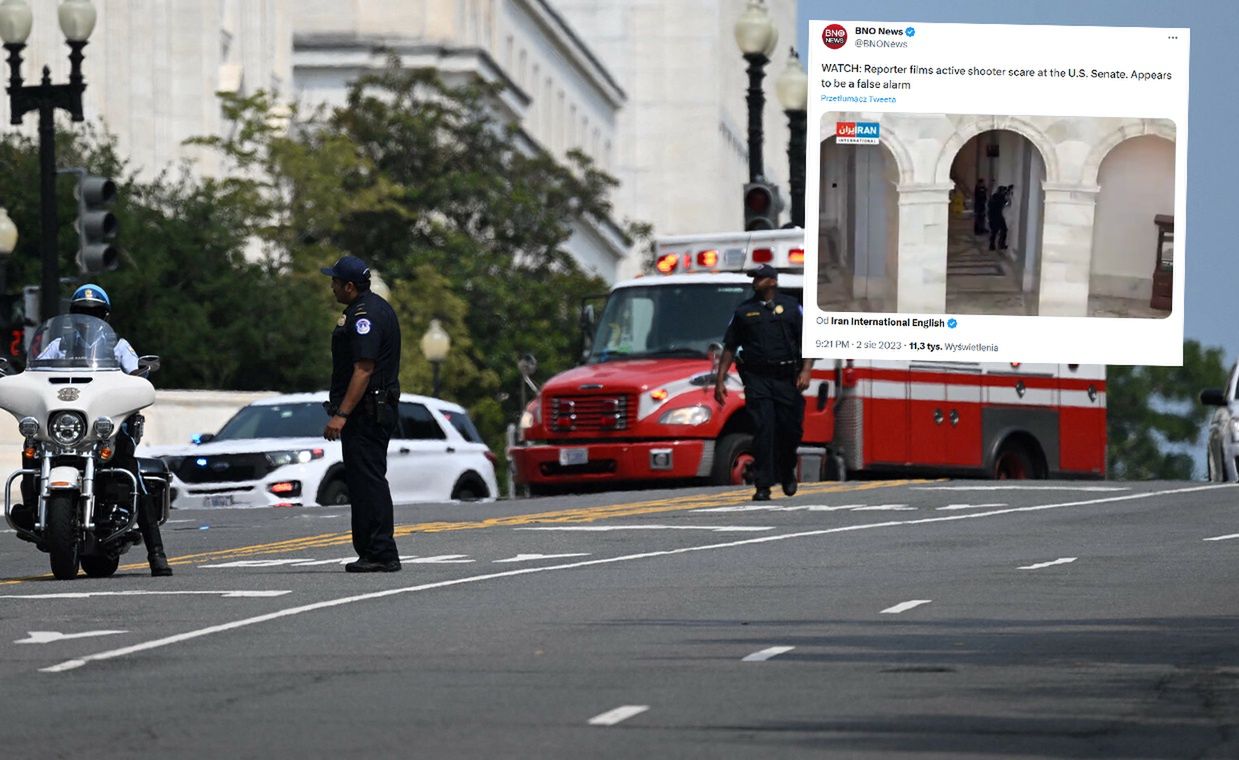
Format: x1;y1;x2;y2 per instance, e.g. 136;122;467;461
40;484;1228;674
936;503;1007;511
588;705;649;726
1018;557;1077;570
913;485;1127;492
742;646;795;662
881;600;932;614
16;630;128;644
1203;533;1239;542
493;553;591;563
0;590;290;600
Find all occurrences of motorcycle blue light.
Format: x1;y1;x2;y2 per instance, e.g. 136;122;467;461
196;458;207;467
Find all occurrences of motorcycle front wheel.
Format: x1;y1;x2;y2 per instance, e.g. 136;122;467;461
45;493;80;580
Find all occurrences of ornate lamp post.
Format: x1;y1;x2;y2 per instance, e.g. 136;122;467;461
0;0;97;319
420;319;451;398
775;48;808;228
733;0;778;183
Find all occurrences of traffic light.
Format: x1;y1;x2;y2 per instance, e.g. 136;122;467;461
75;174;119;273
743;181;782;231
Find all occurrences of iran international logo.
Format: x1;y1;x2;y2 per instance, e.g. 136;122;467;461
822;24;847;49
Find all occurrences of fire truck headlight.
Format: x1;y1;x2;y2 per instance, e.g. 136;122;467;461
1229;418;1239;443
519;400;541;430
659;405;712;426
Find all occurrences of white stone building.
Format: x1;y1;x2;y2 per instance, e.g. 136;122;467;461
817;113;1176;318
0;0;291;179
555;0;799;278
290;0;630;282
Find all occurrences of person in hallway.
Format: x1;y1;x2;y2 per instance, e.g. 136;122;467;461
988;184;1011;251
973;178;989;235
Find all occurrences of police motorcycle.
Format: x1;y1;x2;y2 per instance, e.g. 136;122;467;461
0;314;170;580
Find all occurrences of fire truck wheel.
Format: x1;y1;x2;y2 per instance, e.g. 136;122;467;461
992;440;1042;480
712;433;755;486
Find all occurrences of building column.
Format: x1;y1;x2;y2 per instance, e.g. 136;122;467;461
1037;183;1099;316
895;182;953;313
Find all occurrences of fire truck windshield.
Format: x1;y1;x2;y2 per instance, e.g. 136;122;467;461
589;283;753;363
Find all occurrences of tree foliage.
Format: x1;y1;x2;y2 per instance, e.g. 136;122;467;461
1106;340;1227;480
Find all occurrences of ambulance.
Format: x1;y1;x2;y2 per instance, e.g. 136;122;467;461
509;229;1106;492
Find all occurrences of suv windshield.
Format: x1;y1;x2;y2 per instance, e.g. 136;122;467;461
27;314;121;370
589;284;802;363
214;402;326;440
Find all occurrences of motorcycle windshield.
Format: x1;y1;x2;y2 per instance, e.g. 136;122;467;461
26;315;122;370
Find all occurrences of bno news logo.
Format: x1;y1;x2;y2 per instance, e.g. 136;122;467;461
836;121;880;145
822;24;847;49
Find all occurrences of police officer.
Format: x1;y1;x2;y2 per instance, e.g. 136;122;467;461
14;285;172;575
713;264;813;501
321;255;403;573
988;184;1010;251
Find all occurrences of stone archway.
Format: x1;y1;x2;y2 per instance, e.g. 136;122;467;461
944;129;1047;315
1088;134;1175;317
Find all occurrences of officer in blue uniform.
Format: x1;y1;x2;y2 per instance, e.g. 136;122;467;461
714;264;813;501
321;256;403;573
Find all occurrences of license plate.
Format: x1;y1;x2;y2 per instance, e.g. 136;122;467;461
558;447;588;466
203;494;236;508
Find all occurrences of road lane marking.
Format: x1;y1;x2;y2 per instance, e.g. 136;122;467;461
913;486;1127;492
515;525;774;533
41;483;1226;673
2;590;290;600
742;646;795;662
937;503;1007;510
1203;533;1239;542
75;480;920;576
16;630;127;644
851;504;914;511
881;600;932;614
698;504;867;512
1018;557;1077;570
588;705;649;726
493;553;591;563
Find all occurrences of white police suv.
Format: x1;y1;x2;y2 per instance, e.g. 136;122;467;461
148;392;498;507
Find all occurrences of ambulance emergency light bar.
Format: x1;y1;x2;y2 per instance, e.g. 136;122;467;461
653;229;805;275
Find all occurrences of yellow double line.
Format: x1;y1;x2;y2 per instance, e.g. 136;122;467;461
1;480;926;583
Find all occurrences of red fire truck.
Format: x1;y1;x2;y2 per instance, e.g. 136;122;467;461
509;230;1106;492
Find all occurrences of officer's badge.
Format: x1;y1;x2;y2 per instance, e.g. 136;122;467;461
774;304;784;315
355;318;372;335
337;315;346;327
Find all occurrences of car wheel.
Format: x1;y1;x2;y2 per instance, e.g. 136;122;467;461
451;474;488;502
319;479;350;505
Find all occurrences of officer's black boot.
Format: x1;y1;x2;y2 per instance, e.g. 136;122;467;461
137;496;172;577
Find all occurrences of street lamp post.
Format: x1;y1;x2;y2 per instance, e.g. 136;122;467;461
0;206;16;297
733;0;778;183
420;319;451;398
0;0;97;320
775;48;808;228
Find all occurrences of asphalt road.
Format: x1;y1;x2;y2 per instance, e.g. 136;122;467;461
0;479;1237;759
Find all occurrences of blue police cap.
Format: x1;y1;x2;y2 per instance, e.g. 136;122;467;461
320;255;371;284
746;264;778;279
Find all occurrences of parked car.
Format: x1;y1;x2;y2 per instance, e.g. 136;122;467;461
1200;363;1239;481
145;392;498;507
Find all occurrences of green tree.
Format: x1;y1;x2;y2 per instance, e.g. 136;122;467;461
1107;339;1227;480
195;59;641;459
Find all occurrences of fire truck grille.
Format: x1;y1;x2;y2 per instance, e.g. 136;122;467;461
547;394;635;433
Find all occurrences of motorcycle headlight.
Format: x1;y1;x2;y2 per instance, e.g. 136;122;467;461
1229;418;1239;443
17;417;38;437
659;405;712;426
94;416;115;439
49;411;86;446
265;449;325;467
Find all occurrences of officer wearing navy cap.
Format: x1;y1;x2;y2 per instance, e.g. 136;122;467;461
321;255;403;572
714;264;813;501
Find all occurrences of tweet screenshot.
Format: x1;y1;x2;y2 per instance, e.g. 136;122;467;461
803;21;1189;365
